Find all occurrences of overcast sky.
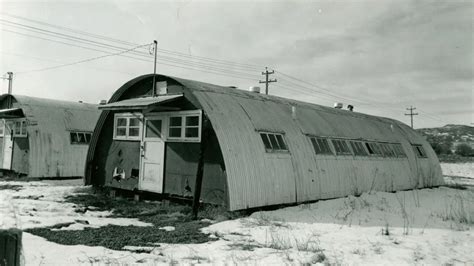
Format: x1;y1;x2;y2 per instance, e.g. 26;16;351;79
0;0;472;128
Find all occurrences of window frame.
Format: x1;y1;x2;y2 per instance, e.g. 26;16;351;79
349;141;368;156
309;136;333;155
113;113;143;141
392;143;407;158
259;131;289;153
3;119;28;138
70;131;93;145
166;110;202;142
412;144;428;158
331;139;352;155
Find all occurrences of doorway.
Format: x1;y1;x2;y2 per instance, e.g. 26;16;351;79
139;117;165;193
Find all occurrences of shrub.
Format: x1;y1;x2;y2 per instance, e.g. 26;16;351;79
455;144;473;157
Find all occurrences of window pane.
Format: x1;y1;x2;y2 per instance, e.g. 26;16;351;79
129;127;140;137
185;116;199;126
268;134;280;150
169;128;182;138
77;133;85;143
116;128;126;137
185;127;199;138
85;133;91;143
129;118;140;127
260;134;272;149
14;121;21;135
170;117;182;127
117;118;127;127
70;132;78;143
146;120;162;138
0;121;3;135
275;135;287;150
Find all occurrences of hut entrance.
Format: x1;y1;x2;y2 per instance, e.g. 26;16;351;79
2;124;13;170
139;117;165;193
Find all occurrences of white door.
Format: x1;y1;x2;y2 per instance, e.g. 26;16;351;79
139;118;165;193
2;122;13;170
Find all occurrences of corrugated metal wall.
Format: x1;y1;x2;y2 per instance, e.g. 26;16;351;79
180;79;444;211
86;74;444;211
1;95;101;177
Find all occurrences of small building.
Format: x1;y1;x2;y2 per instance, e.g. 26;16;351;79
85;74;444;211
0;94;100;178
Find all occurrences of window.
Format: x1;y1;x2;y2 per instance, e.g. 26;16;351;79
70;131;92;144
392;143;406;157
349;141;368;156
331;139;352;155
365;142;383;156
412;144;427;158
7;120;27;137
260;132;288;152
310;137;333;155
145;120;162;138
113;114;142;140
167;112;201;142
379;143;397;157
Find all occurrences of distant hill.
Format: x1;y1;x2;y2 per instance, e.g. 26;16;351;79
417;125;474;155
417;124;474;143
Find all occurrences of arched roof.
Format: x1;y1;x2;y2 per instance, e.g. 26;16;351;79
86;74;442;210
0;94;99;132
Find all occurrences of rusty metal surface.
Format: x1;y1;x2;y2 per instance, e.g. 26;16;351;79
87;74;444;211
0;94;100;177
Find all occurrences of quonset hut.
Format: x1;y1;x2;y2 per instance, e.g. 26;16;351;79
0;94;100;178
85;74;443;211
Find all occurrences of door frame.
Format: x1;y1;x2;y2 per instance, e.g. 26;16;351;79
138;115;167;193
2;120;13;170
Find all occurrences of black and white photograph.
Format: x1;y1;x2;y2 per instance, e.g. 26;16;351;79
0;0;473;265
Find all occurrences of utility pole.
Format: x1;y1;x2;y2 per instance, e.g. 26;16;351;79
152;40;158;96
1;72;13;108
259;67;277;95
405;106;418;128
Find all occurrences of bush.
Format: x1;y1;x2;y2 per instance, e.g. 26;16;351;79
455;144;473;157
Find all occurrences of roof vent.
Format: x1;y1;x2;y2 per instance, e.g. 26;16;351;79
249;86;261;93
347;105;354;111
99;100;107;105
78;100;83;103
334;102;343;109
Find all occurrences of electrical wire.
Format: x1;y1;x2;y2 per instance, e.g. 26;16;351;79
16;43;152;75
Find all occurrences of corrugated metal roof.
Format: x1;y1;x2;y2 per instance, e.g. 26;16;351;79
0;94;101;177
98;94;183;110
86;74;443;210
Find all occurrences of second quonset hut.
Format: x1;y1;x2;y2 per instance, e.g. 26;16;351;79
85;74;443;211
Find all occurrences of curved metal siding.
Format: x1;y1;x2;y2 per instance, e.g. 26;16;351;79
87;74;444;210
179;80;443;210
8;95;100;177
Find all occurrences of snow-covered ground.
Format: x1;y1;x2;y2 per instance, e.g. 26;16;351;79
1;164;473;265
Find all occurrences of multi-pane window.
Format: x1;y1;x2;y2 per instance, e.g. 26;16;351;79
379;143;396;157
392;143;407;157
260;132;288;152
412;144;427;158
365;142;383;156
167;114;201;142
310;137;333;155
9;120;27;137
114;114;142;140
331;139;352;155
349;141;368;156
70;131;92;144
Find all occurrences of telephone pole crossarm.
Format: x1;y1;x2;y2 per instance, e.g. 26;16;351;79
404;106;419;128
259;67;277;95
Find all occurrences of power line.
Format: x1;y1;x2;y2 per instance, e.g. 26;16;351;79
16;43;152;75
